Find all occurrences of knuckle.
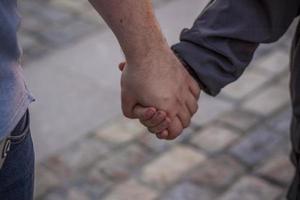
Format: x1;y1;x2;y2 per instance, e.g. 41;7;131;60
157;114;164;121
149;121;156;127
141;119;151;127
150;117;159;124
162;121;168;129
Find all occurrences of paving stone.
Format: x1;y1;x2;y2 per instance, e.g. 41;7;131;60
223;70;267;100
49;0;88;14
94;144;151;181
190;125;239;153
256;152;295;186
188;155;245;189
175;126;196;141
161;182;216;200
217;176;282;200
218;110;259;131
35;165;62;198
95;118;146;145
43;188;90;200
21;16;45;33
22;45;50;64
141;145;206;188
66;189;90;200
45;138;110;174
19;33;38;50
80;8;106;25
103;179;158;200
41;19;96;47
257;50;289;76
246;61;271;77
69;171;112;199
43;189;67;200
192;94;234;126
138;127;195;153
267;107;292;134
138;133;174;154
19;1;44;13
279;74;290;87
33;5;72;24
42;170;112;199
242;84;290;116
230;126;283;166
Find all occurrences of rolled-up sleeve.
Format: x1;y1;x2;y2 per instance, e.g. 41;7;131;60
172;0;300;96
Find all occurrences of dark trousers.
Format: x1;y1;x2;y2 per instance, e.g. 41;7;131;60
0;111;35;200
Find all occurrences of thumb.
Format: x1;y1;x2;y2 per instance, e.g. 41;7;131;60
132;105;156;121
118;62;126;71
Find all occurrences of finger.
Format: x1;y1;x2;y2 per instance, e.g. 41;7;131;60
133;105;157;121
156;130;169;140
186;92;199;116
142;111;167;128
166;116;183;140
189;78;201;99
121;91;137;119
118;62;126;71
177;103;191;128
148;117;171;133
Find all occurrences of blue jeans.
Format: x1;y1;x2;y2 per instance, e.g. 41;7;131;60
0;111;35;200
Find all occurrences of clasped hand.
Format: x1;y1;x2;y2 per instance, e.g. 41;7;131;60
119;47;201;140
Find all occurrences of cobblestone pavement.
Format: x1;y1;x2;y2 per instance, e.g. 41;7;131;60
34;32;295;200
19;0;297;200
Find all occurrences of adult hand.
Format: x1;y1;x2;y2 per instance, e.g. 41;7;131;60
120;46;200;140
119;62;171;139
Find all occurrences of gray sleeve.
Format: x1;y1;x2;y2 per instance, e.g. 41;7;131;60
172;0;300;96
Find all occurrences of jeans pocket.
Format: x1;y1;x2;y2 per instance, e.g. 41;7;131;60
0;111;30;170
9;110;30;145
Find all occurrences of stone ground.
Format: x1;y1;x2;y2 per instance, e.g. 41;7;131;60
18;0;297;199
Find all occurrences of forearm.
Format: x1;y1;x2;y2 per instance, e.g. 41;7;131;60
89;0;168;64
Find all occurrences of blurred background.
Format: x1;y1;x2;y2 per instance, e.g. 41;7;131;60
19;0;295;199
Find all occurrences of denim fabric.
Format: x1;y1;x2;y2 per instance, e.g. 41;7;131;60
0;111;35;200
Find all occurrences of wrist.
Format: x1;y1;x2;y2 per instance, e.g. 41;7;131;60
126;40;170;67
173;50;205;90
121;16;169;65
